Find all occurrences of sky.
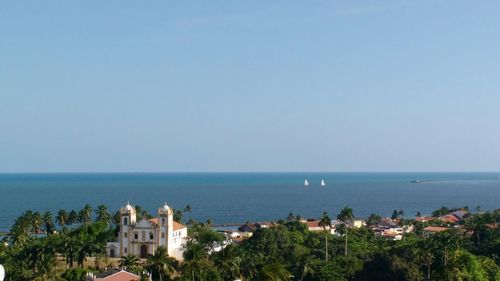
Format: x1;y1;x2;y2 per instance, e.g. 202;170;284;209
1;1;500;173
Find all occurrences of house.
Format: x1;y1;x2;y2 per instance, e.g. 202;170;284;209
486;223;498;229
86;269;140;281
106;202;188;260
422;226;449;236
382;232;403;241
415;217;437;223
237;222;275;233
379;218;398;228
303;220;336;234
238;223;258;233
255;222;274;229
450;210;468;221
440;214;460;224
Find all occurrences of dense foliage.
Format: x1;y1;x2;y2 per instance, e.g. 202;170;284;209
0;205;499;281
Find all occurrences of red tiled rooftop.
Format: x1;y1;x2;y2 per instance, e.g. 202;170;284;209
94;270;140;281
148;218;186;231
304;220;321;228
415;217;437;222
423;226;449;232
173;221;186;231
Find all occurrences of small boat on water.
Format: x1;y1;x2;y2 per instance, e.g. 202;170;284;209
321;179;326;187
304;179;309;187
411;180;421;184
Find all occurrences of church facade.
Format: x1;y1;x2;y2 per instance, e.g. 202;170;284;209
106;202;187;260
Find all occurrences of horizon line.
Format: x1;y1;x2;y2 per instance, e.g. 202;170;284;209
1;170;500;175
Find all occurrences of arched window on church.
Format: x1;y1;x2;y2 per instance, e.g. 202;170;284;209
150;232;154;240
123;217;128;225
162;218;165;226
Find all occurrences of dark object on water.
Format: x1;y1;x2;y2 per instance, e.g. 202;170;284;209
411;180;421;184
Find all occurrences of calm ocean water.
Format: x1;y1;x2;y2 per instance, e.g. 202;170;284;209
1;172;499;232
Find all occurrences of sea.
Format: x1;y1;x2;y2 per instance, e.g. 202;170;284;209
1;172;499;232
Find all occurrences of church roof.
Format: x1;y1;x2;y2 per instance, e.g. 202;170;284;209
173;221;186;231
135;219;153;228
147;218;186;231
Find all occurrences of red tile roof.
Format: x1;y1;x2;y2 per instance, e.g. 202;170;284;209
148;218;186;231
304;220;321;228
94;270;140;281
415;217;437;222
423;226;449;233
440;215;459;223
486;223;498;229
173;221;186;231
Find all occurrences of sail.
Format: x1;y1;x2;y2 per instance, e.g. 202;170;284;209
304;179;309;186
321;179;326;186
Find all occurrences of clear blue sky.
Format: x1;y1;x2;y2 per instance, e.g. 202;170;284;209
1;1;500;172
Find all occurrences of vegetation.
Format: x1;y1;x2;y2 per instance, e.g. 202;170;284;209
0;205;499;281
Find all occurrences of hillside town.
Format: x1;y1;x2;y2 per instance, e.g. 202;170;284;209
1;203;499;281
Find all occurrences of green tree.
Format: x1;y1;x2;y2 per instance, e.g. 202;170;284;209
78;204;93;226
68;210;79;225
318;212;331;261
42;211;55;235
95;205;110;225
146;246;178;281
259;262;291;281
367;213;382;226
56;209;68;229
119;254;142;274
337;206;354;256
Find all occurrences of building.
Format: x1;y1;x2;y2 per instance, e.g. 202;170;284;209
303;220;336;234
415;216;436;223
238;223;258;233
237;222;274;233
422;226;449;237
440;214;460;224
86;269;140;281
106;202;187;260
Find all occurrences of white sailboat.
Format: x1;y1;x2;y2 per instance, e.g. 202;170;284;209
321;179;326;187
304;179;309;187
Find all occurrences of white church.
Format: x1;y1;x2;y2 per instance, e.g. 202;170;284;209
106;202;188;260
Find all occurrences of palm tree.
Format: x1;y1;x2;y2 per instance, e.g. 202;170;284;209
96;205;110;225
259;262;291;281
112;210;121;227
182;241;210;281
298;255;314;281
119;254;141;272
367;213;382;227
239;254;258;281
212;244;242;280
146;246;177;281
68;210;78;225
79;204;93;226
337;206;354;256
42;211;55;235
31;211;43;234
318;211;331;261
56;209;68;228
418;240;435;281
